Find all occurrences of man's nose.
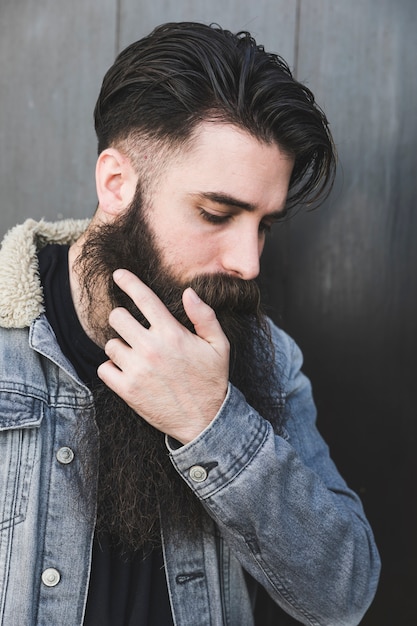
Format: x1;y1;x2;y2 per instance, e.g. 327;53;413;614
221;230;262;280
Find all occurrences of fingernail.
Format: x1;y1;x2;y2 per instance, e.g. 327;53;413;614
188;288;201;303
113;269;124;281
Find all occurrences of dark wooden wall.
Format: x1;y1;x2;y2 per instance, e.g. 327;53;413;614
1;1;416;624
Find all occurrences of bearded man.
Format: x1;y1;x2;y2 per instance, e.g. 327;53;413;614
0;21;380;626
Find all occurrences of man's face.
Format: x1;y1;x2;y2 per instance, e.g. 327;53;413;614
75;123;293;550
141;122;294;284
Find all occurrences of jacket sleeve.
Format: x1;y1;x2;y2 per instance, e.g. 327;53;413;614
167;324;381;626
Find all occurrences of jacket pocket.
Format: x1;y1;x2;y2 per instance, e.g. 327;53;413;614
0;394;43;529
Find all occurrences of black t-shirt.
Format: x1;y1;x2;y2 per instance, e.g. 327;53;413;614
38;244;174;625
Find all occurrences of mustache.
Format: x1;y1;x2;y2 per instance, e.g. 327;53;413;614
113;272;262;332
189;273;261;313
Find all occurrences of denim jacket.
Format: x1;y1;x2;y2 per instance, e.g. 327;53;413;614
0;220;380;626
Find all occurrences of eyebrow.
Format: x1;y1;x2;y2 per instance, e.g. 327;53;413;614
192;191;286;219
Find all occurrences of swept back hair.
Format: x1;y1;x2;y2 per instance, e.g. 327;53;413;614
94;21;336;209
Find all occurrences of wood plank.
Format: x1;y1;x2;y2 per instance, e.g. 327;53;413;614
0;0;117;238
283;2;417;624
118;0;298;67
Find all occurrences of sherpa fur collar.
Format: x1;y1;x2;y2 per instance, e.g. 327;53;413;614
0;218;90;329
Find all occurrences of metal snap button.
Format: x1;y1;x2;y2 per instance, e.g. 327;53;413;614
41;568;61;587
189;465;208;482
56;446;74;464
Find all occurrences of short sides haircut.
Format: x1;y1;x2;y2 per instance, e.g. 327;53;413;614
94;21;336;209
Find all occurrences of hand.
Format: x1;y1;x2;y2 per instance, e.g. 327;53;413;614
97;269;230;444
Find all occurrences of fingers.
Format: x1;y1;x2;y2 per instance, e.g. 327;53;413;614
111;269;228;356
97;358;123;387
182;287;229;355
96;274;230;442
112;268;174;328
107;306;145;350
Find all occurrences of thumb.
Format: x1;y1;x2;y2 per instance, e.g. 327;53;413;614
182;287;229;354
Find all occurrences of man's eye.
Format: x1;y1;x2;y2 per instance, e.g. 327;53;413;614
199;209;231;224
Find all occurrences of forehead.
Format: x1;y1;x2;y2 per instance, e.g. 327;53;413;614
158;122;294;211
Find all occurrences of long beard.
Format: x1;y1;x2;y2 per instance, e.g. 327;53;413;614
74;189;285;552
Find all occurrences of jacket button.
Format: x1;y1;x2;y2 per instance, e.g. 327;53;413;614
41;568;61;587
56;446;74;464
189;465;208;482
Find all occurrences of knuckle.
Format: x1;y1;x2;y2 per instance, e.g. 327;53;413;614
204;306;217;321
108;308;121;324
125;378;139;398
222;337;231;356
139;341;162;368
164;325;185;345
139;291;155;309
105;338;118;356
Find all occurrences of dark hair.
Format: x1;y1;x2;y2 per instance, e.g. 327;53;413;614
94;21;336;208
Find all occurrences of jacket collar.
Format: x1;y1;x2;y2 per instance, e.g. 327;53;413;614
0;218;89;329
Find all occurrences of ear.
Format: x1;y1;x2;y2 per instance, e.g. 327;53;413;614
95;148;138;219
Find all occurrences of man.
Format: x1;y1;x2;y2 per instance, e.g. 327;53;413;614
0;21;379;626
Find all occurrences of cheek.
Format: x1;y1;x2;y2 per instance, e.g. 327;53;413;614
160;231;221;276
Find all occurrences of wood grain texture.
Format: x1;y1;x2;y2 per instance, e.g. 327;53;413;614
118;0;298;64
268;2;417;624
0;0;116;237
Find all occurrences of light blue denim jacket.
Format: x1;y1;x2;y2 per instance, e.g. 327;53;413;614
0;220;380;625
